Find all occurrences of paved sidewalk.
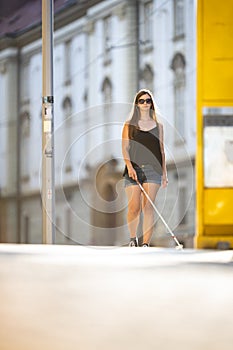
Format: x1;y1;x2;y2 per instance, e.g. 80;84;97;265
0;244;233;350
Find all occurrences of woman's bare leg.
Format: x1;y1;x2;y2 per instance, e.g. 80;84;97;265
141;183;160;245
125;185;142;239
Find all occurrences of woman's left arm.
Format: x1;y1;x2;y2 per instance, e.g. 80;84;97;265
158;123;168;188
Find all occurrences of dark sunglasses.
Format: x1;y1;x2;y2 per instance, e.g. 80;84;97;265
138;98;152;105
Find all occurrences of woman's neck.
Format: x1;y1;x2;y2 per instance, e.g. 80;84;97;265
139;111;151;120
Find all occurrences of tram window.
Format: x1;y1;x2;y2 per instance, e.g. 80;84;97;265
203;108;233;188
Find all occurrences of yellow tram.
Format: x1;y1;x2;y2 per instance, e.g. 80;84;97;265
195;0;233;248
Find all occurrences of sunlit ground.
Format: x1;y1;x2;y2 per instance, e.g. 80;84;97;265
0;244;233;350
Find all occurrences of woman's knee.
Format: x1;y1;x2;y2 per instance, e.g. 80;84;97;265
128;203;141;216
142;202;154;216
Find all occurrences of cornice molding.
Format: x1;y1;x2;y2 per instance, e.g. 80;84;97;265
0;0;103;50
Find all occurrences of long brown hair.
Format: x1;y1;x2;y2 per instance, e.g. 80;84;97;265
127;89;159;139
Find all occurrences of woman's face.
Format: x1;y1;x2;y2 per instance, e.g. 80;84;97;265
136;93;152;112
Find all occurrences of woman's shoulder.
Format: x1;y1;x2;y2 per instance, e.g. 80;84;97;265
122;121;130;138
123;120;135;129
157;122;163;130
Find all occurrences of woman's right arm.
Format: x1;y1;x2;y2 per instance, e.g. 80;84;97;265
122;123;138;181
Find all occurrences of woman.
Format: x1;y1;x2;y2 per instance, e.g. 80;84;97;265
122;89;168;247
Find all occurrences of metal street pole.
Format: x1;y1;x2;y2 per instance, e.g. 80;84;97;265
42;0;55;243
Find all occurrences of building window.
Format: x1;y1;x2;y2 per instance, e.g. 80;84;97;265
102;77;112;104
103;16;112;65
174;0;184;38
63;96;73;172
63;96;72;119
102;78;112;122
171;53;186;141
21;111;30;137
64;39;72;86
144;1;153;44
140;64;154;92
102;78;112;155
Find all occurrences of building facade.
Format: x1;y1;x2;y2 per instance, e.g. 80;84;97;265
0;0;196;247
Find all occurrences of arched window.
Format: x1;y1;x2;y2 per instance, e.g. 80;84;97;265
64;39;72;86
101;78;112;156
91;161;123;246
63;96;72;119
21;111;30;137
62;96;73;172
140;64;154;92
171;53;186;140
102;77;112;104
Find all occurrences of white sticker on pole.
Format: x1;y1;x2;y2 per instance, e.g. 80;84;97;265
44;120;51;133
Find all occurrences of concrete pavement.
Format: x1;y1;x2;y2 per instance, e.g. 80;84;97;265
0;244;233;350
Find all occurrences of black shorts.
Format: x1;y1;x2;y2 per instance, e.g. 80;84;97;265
124;164;162;187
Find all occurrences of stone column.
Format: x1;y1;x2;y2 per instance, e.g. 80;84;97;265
0;48;19;242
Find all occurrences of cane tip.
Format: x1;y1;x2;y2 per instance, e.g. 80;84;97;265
175;244;183;250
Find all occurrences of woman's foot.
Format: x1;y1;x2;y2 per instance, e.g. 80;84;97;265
129;237;138;247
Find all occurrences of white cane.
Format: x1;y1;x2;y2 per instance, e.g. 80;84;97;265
137;181;183;250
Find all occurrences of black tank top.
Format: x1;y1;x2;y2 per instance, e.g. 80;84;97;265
123;125;163;175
